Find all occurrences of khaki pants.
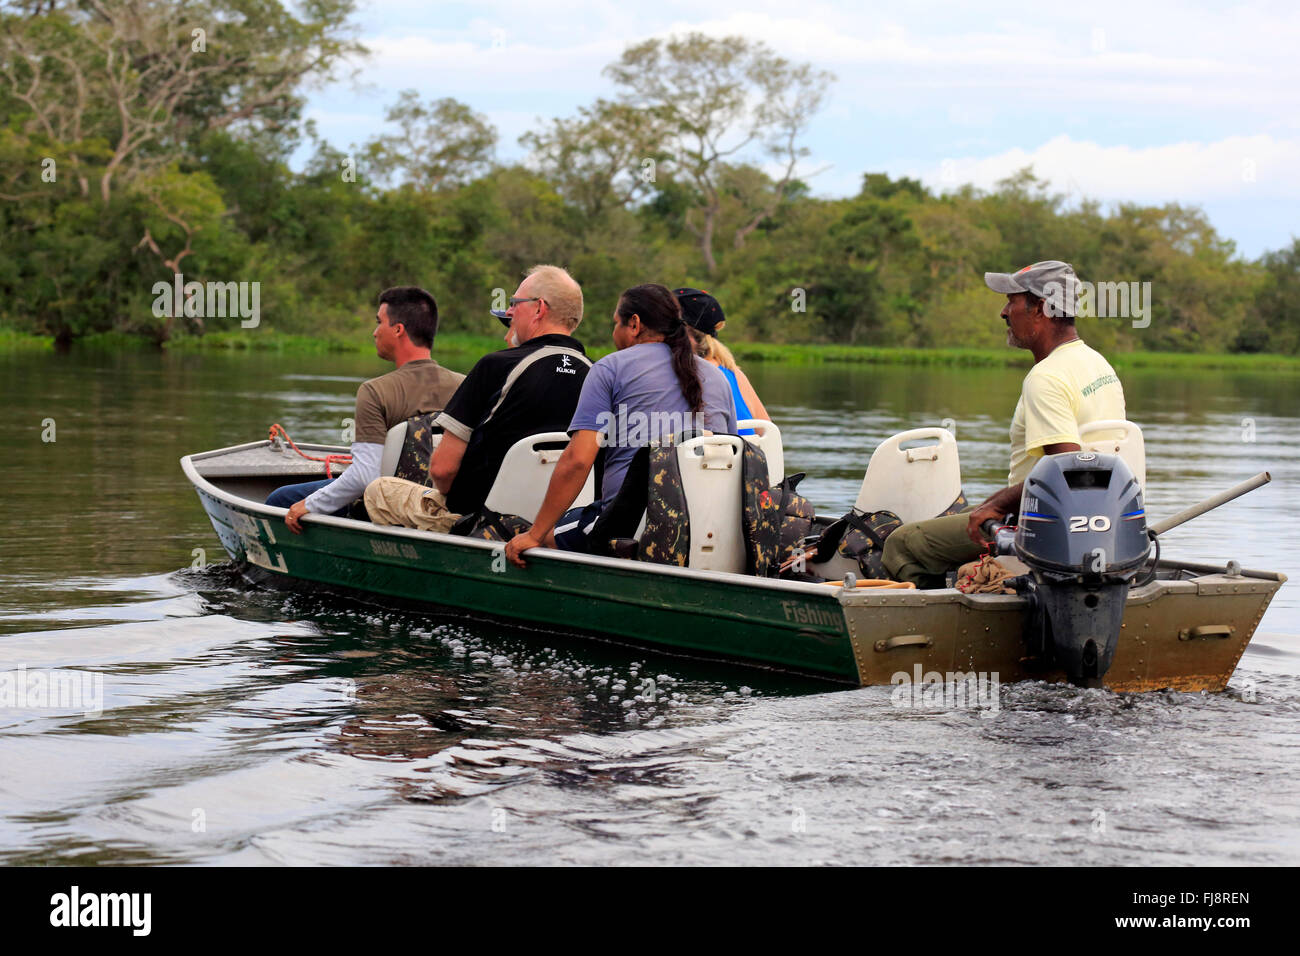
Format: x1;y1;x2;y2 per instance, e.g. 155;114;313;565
881;507;982;587
364;477;462;533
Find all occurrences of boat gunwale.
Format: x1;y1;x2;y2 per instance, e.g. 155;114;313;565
181;443;847;599
182;439;1288;604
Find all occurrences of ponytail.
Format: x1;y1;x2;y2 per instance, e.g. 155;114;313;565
665;322;704;412
616;283;704;413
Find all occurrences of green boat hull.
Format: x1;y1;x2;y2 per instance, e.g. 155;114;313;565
183;442;1286;691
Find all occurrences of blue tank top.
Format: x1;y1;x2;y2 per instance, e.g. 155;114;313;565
718;365;754;435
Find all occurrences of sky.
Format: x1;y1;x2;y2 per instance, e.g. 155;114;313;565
300;0;1300;259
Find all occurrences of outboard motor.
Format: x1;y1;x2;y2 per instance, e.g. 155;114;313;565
1012;452;1150;687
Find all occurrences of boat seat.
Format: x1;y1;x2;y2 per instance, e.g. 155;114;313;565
1079;419;1146;491
484;431;595;524
380;421;409;476
853;426;962;524
807;426;961;579
737;418;784;485
676;434;747;573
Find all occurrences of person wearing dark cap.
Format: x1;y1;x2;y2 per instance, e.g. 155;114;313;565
673;288;769;435
364;265;590;532
880;260;1127;587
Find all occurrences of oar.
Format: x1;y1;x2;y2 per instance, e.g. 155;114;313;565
1149;471;1271;536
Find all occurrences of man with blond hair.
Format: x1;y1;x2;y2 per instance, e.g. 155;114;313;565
365;265;591;531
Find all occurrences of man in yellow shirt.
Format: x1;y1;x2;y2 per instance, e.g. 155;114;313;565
881;260;1127;586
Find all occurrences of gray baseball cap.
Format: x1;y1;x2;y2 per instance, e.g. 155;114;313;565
985;260;1082;318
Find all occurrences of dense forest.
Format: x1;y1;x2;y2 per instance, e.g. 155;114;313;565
1;0;1296;354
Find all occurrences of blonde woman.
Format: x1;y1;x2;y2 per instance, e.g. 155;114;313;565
673;288;769;434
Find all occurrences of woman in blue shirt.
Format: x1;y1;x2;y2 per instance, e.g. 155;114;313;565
673;288;769;434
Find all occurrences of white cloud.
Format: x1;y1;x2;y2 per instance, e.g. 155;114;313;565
299;1;1300;253
922;134;1300;203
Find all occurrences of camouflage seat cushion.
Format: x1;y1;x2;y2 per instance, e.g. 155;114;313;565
391;413;443;487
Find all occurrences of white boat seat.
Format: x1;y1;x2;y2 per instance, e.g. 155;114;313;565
1079;419;1146;491
380;419;443;478
737;418;784;485
676;434;747;573
484;432;595;524
380;421;408;477
853;427;962;524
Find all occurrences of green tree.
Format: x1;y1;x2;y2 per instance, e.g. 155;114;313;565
813;174;929;344
0;0;361;343
364;91;496;191
604;32;832;274
1238;238;1299;354
519;98;665;220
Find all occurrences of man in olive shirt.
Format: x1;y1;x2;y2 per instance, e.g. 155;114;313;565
269;286;465;533
365;265;589;532
881;261;1127;586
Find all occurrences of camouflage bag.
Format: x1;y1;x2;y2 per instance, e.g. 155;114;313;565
637;446;690;566
767;472;816;567
831;509;905;579
635;439;781;575
392;413;444;486
453;510;533;542
818;491;969;579
587;436;783;575
740;441;781;577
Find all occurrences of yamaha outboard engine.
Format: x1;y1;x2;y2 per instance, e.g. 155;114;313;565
1013;452;1150;687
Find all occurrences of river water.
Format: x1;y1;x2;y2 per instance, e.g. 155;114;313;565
2;348;1297;865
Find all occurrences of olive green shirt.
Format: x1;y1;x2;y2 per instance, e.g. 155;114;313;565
354;358;465;445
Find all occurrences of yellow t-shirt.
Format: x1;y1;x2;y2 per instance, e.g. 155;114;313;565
1008;339;1126;485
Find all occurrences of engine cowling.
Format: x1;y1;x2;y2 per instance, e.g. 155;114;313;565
1014;452;1150;686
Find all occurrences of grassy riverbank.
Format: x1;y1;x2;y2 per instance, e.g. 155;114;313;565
4;326;1299;371
0;328;54;352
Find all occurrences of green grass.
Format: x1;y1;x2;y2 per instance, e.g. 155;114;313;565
731;343;1300;371
728;343;1300;370
164;330;360;353
0;328;54;352
3;325;1298;371
169;333;1295;372
728;343;1033;367
1103;351;1300;372
162;330;621;360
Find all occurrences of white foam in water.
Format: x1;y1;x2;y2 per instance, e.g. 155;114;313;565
0;615;313;669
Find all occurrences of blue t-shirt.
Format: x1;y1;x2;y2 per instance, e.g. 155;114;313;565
569;342;737;500
718;365;754;435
